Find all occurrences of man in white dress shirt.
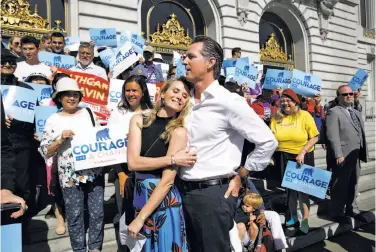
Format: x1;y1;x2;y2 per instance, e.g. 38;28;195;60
180;35;278;252
70;42;108;80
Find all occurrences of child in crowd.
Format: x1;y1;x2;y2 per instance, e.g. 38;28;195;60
235;193;264;251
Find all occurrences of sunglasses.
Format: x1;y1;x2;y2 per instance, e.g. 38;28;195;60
341;92;354;97
1;62;17;67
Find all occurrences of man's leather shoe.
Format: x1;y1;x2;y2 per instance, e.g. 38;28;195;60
346;212;368;223
331;215;352;224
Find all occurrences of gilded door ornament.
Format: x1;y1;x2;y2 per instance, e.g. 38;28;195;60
1;0;65;38
259;33;295;70
150;14;192;50
260;33;289;63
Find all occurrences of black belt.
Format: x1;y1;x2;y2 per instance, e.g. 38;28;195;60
182;177;232;191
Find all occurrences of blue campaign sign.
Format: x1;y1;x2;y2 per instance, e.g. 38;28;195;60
290;69;322;97
223;57;249;76
131;34;145;54
349;68;368;91
233;60;258;89
263;69;292;90
27;83;53;102
99;48;115;68
1;223;22;252
64;36;80;51
118;30;132;49
282;161;332;199
89;28;117;47
35;106;58;140
38;51;75;69
175;59;186;77
1;85;37;123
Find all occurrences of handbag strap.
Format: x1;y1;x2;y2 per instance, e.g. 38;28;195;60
85;108;95;127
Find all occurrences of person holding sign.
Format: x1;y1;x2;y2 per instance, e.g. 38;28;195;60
107;74;153;252
127;78;197;251
2;48;36;217
270;89;319;234
39;78;104;252
325;85;368;223
133;46;164;85
14;36;52;82
70;42;108;80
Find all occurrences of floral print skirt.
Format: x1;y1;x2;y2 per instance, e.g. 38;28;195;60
134;173;188;252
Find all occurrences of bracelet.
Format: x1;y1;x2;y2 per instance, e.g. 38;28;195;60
171;155;177;166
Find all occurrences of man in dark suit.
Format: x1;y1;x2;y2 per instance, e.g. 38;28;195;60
326;85;368;222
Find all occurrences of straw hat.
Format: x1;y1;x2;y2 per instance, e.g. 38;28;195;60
51;77;83;99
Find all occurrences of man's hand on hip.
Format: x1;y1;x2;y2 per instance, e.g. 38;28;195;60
224;175;241;198
336;157;345;165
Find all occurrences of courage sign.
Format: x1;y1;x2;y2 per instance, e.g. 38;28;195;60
290;69;322;97
282;161;332;199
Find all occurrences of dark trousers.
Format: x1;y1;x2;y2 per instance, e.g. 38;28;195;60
180;182;237;252
330;149;360;216
62;176;105;252
14;148;31;204
114;173;135;252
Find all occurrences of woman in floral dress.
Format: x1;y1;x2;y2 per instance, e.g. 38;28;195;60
40;77;103;252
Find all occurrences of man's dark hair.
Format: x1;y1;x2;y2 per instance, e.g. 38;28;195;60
41;34;50;43
218;75;226;86
232;47;241;56
20;36;39;48
191;35;223;80
223;82;243;97
336;84;349;96
51;32;65;40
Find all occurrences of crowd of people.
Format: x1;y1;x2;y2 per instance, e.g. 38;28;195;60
1;31;369;252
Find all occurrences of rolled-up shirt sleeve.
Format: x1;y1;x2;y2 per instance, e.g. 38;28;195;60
228;96;278;172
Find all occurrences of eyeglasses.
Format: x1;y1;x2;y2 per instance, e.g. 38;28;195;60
79;51;92;56
280;99;293;104
341;92;354;97
61;91;80;97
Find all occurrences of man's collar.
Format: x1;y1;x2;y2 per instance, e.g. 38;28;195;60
191;80;220;102
76;62;94;70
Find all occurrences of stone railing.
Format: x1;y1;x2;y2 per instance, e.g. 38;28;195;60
363;28;376;39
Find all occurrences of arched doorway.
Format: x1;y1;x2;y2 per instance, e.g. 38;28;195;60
259;2;309;73
139;0;219;63
259;12;295;71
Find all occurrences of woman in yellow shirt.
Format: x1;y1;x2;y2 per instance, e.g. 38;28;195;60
270;89;319;234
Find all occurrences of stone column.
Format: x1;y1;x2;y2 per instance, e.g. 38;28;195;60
366;0;375;29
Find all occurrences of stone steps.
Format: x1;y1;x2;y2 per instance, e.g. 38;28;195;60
22;121;375;252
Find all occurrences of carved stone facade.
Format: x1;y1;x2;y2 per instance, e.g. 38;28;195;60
1;0;374;105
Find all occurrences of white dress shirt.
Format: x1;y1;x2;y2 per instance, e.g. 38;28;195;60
179;80;278;181
70;62;108;80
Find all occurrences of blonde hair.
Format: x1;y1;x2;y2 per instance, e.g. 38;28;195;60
243;193;263;210
141;77;192;143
